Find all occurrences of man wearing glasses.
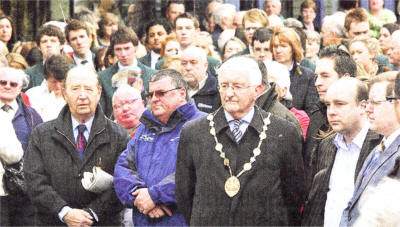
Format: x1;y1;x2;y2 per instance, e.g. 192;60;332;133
340;72;400;226
114;69;205;226
175;56;304;226
0;67;42;226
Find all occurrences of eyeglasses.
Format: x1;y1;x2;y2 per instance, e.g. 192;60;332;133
218;83;254;92
367;99;391;107
386;96;400;103
0;80;19;88
146;87;181;99
113;98;141;110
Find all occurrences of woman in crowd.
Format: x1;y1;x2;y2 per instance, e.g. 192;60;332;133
378;23;400;55
298;0;319;32
369;0;397;38
305;30;320;64
97;12;120;47
6;53;29;70
160;34;181;58
348;37;381;80
0;15;17;52
270;26;319;115
222;37;246;61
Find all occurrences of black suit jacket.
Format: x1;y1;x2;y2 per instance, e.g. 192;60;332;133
25;105;130;226
302;130;382;226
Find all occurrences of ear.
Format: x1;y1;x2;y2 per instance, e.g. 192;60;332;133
342;73;351;78
255;84;265;97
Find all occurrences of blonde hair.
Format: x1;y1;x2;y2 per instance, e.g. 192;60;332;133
6;53;29;70
242;8;269;27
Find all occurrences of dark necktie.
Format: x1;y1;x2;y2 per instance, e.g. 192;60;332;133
81;60;88;65
76;124;87;159
1;104;11;112
232;120;243;142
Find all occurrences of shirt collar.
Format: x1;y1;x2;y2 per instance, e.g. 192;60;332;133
118;58;138;71
188;74;208;97
71;114;95;134
150;51;160;65
334;122;370;150
73;51;92;65
224;107;254;124
0;99;18;111
383;127;400;149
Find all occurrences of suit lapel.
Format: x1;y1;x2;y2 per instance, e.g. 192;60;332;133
355;130;382;182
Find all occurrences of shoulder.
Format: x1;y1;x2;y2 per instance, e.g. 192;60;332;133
25;64;42;75
138;61;156;74
207;56;220;65
298;65;315;79
105;117;128;137
181;115;208;134
98;64;118;78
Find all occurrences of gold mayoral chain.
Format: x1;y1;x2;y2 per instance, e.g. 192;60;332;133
207;111;271;197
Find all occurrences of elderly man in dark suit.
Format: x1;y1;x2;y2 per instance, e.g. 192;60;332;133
98;27;156;118
175;55;305;226
25;66;130;226
340;72;400;226
302;78;381;226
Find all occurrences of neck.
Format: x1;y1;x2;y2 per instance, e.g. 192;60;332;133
371;7;381;16
75;51;88;59
1;98;12;105
228;106;254;120
72;114;93;124
383;124;400;138
342;119;365;145
283;60;293;69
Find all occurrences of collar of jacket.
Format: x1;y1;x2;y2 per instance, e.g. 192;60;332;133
196;72;218;96
256;82;278;110
309;101;327;116
13;96;33;128
54;104;107;142
213;106;265;135
140;100;199;133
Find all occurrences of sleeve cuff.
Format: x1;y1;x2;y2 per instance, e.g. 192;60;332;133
58;206;71;222
88;208;99;222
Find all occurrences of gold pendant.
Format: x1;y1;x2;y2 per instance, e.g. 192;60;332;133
225;176;240;197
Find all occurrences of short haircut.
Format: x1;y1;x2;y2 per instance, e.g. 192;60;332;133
395;72;400;98
305;30;321;46
167;0;185;10
301;0;316;12
368;71;397;96
252;27;273;46
242;8;269;27
355;78;368;103
270;26;303;63
222;37;246;57
344;8;369;32
217;55;263;86
36;25;65;46
110;27;139;51
145;19;172;43
43;55;71;81
213;3;236;27
150;69;189;101
382;23;400;35
64;65;100;88
318;46;357;77
65;19;90;42
322;12;346;38
174;12;199;29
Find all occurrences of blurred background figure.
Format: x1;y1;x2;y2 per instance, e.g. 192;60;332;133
0;15;17;52
368;0;397;38
221;37;246;61
305;30;321;64
97;12;120;47
378;23;400;56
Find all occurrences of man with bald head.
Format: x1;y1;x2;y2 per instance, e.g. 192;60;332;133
181;46;220;113
25;66;130;226
302;77;381;226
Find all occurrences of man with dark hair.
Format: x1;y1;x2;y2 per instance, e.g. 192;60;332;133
344;7;370;39
26;55;71;121
304;47;357;186
302;78;381;226
25;66;129;226
25;25;65;89
251;27;273;61
157;12;220;76
139;19;171;69
340;72;400;226
114;69;205;226
65;19;95;68
98;27;156;118
165;0;185;26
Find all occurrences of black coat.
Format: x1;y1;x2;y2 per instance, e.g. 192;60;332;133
25;105;130;226
302;130;382;226
192;73;221;113
176;107;305;226
289;64;319;116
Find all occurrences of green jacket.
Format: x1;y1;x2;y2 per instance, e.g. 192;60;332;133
98;62;156;118
25;64;44;91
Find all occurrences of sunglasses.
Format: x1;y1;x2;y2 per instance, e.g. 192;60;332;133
0;80;19;88
145;87;181;99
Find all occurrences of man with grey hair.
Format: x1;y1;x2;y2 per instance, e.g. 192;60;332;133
181;46;220;113
320;12;346;47
211;3;236;47
176;55;305;226
0;67;42;226
114;69;205;226
388;30;400;70
264;0;283;19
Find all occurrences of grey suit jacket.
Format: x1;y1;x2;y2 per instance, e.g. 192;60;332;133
340;133;400;226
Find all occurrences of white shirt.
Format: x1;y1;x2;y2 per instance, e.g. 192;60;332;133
25;80;66;122
324;123;370;227
71;115;94;143
0;99;17;121
118;59;139;72
73;52;95;69
150;50;160;69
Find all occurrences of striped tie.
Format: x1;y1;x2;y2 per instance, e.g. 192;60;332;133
232;120;243;142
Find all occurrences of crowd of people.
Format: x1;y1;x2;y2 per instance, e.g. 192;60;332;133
2;0;400;226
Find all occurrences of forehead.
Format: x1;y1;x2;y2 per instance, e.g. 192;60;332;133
226;40;241;48
326;83;356;102
149;24;166;33
0;71;20;82
219;68;251;84
244;21;263;28
115;90;140;101
114;42;134;49
40;35;60;42
0;18;11;25
349;21;369;32
316;58;336;72
175;18;194;27
182;50;202;60
149;77;173;90
369;81;388;98
170;3;184;11
350;41;367;50
254;40;270;47
69;29;88;37
166;41;179;47
66;72;98;87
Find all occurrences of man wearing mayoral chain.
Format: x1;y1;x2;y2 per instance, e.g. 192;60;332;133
175;55;305;226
